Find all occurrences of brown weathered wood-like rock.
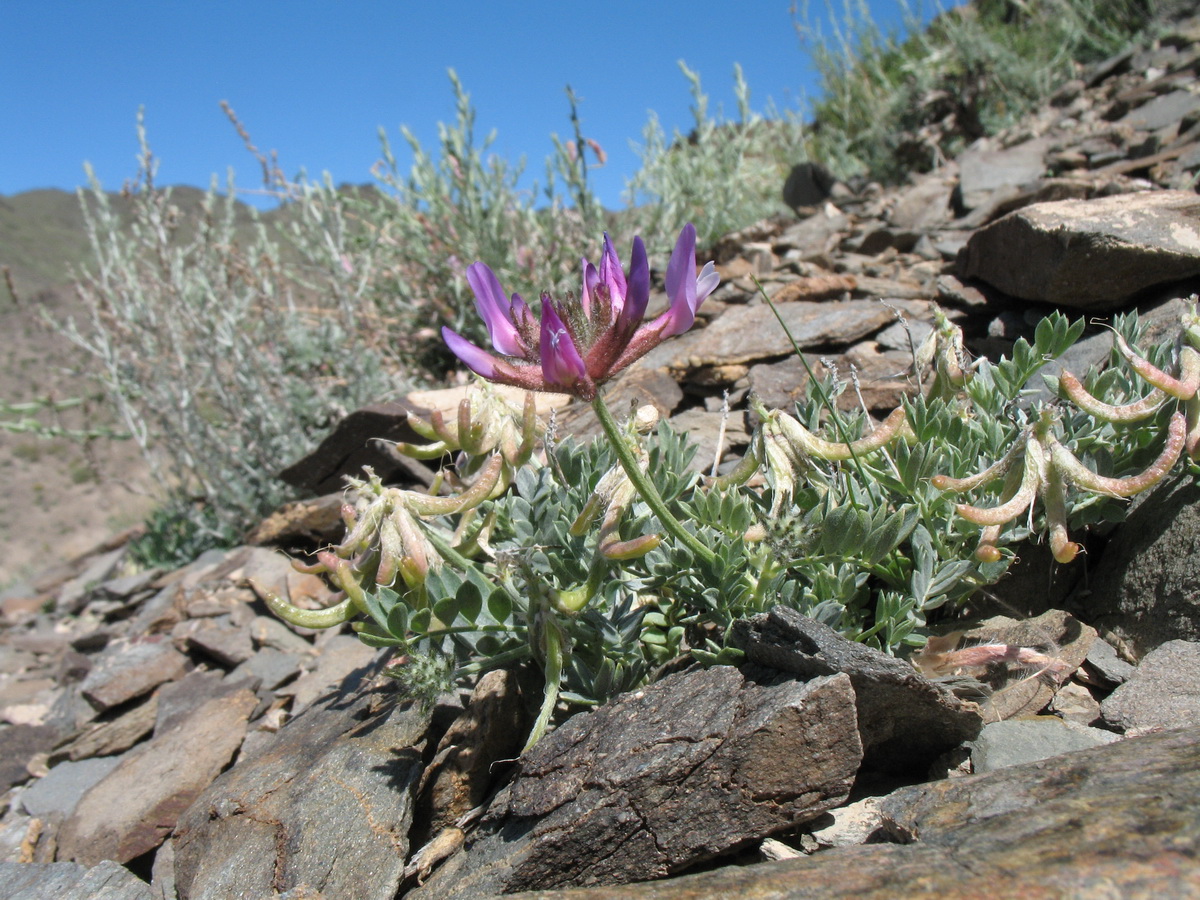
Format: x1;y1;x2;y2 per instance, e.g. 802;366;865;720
171;660;429;900
505;728;1200;899
732;607;982;771
959;190;1200;309
409;666;862;898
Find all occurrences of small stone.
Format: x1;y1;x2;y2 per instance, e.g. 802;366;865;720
227;648;303;692
0;725;60;792
1082;638;1137;687
1049;680;1103;726
808;796;885;848
51;694;159;764
282;636;382;715
1101;640;1200;735
187;621;255;667
248;615;316;656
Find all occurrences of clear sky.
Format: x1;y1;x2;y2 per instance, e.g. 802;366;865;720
2;2;933;210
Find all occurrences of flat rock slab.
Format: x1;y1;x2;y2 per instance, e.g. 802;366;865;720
410;666;861;898
171;663;428;900
57;687;258;865
959;190;1200;309
732;607;982;771
506;729;1200;899
956;137;1050;211
1101;639;1200;734
662;300;904;371
0;860;152;900
78;636;188;712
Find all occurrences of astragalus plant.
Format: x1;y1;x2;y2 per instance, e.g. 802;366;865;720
268;218;1197;750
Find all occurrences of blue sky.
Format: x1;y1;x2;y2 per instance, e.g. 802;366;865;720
2;2;934;209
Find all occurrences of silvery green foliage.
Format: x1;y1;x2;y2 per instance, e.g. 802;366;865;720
626;62;808;247
64;112;397;559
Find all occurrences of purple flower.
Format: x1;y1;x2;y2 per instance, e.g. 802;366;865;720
442;224;719;401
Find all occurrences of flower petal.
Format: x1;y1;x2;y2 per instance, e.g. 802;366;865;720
620;236;650;327
660;223;700;337
580;259;599;318
695;260;720;306
539;298;588;390
442;326;500;379
467;262;526;357
599;232;627;310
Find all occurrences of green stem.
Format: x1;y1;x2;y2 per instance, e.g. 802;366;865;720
524;616;565;754
591;394;716;567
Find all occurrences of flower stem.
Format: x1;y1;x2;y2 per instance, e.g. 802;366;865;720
591;394;716;566
523;615;564;754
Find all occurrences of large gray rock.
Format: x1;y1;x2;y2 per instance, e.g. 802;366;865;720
171;661;427;900
1084;473;1200;656
409;666;861;898
505;729;1200;899
731;607;982;770
959;191;1200;309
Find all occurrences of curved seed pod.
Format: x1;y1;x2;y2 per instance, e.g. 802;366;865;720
1115;336;1200;400
429;408;458;446
1049;411;1185;497
404;412;441;442
710;438;762;490
776;406;907;462
408;454;505;516
263;590;356;629
1058;370;1165;422
933;436;1025;493
394;506;438;588
1186;394;1200;459
975;524;1004;563
388;439;452;460
955;437;1043;526
1041;466;1079;563
971;464;1024;562
599;531;662;560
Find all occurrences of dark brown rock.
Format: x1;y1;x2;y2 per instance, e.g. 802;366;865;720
959;190;1200;309
171;664;428;900
278;401;436;495
56;687;258;865
409;667;861;898
732;607;982;771
505;729;1200;900
78;636;188;712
